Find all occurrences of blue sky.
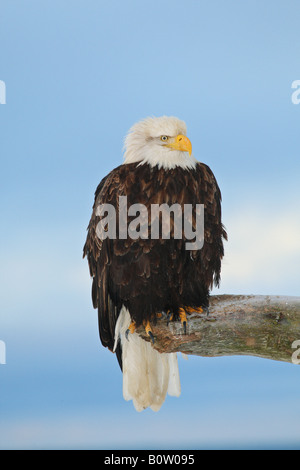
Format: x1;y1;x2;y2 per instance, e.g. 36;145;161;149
0;0;300;449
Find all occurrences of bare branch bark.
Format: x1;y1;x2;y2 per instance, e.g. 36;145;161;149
137;295;300;364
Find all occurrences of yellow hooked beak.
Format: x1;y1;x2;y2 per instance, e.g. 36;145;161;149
166;134;192;156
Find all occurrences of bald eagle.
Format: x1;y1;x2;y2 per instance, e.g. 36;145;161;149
83;116;227;411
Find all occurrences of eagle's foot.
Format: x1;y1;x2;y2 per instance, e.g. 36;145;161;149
177;306;204;334
125;321;136;341
185;306;204;314
165;310;174;325
186;305;209;316
143;320;155;344
178;308;187;335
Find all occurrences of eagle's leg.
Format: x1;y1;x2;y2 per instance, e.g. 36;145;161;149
178;307;188;335
144;320;155;345
125;320;136;340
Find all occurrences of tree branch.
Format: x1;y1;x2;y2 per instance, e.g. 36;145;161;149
137;295;300;364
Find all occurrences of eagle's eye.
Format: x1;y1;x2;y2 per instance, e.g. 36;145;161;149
160;135;169;142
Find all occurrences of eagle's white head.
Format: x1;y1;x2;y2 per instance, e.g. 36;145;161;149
123;116;198;170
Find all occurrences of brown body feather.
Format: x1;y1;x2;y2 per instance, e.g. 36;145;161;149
83;162;227;368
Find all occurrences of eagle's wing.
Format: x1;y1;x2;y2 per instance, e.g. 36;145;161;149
83;166;123;368
194;162;227;288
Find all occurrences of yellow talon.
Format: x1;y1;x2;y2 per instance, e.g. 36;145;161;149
178;308;187;334
125;320;136;340
178;308;187;323
144;320;152;335
143;320;155;344
185;306;203;314
128;321;136;334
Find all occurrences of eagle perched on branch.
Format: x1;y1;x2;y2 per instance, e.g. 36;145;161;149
83;116;227;411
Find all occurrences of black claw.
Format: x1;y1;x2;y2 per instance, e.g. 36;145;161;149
125;329;130;341
148;331;155;344
182;321;187;335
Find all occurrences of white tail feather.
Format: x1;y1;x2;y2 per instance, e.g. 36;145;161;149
114;307;181;411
